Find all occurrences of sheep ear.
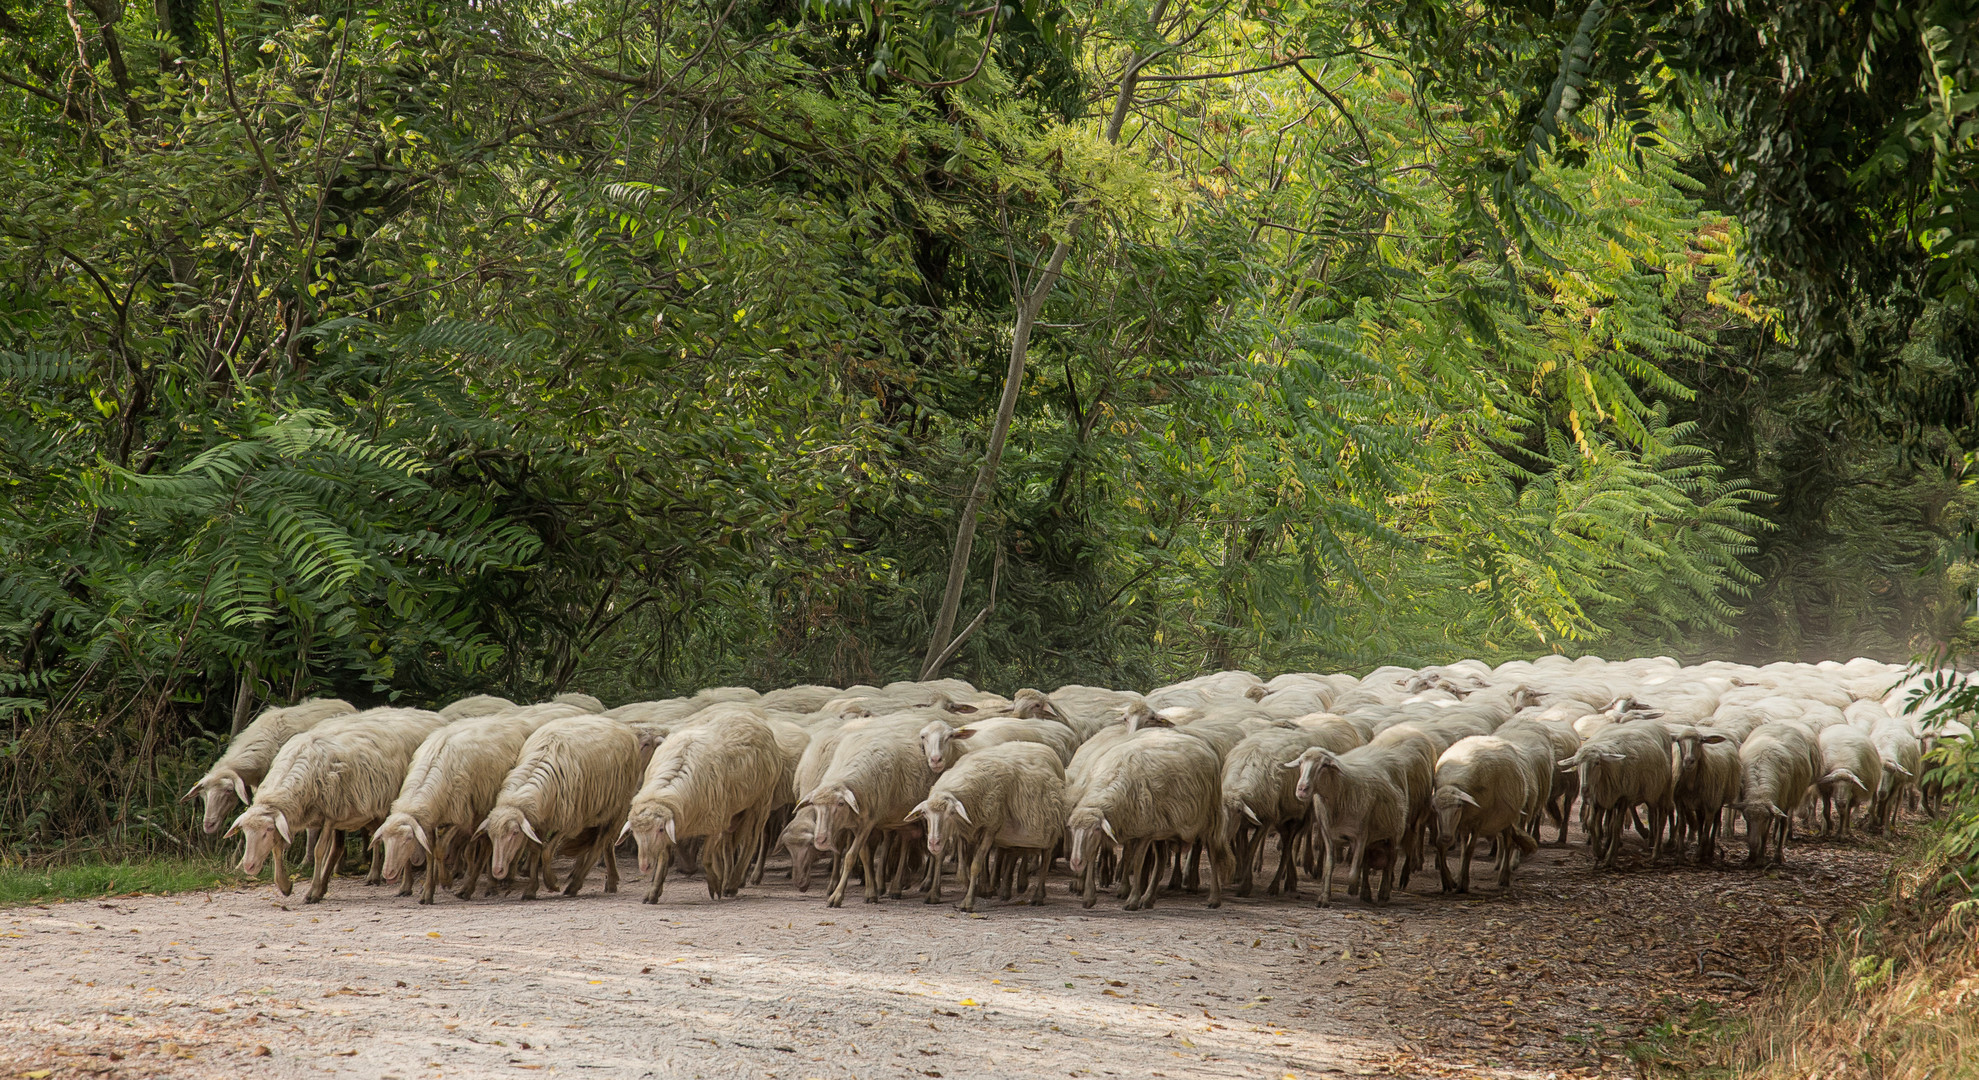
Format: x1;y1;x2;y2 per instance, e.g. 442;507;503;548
413;822;431;852
1241;804;1261;825
1701;733;1729;744
180;782;200;804
520;819;542;845
1556;757;1579;769
950;727;977;740
664;819;677;843
905;801;929;822
474;819;490;836
617;820;633;842
794;793;814;810
950;703;978;714
841;789;860;817
224;814;246;839
1597;751;1627;761
233;777;251;805
1888;761;1913;777
1768;804;1788;820
274;811;292;845
1280;760;1303;770
951;801;971;825
1099;817;1118;844
1455;791;1480;808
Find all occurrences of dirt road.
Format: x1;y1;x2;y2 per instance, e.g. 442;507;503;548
0;832;1897;1080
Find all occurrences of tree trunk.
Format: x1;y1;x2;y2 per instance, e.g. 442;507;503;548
919;0;1175;679
230;659;257;737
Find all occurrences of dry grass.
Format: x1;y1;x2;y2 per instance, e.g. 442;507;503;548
1706;840;1979;1080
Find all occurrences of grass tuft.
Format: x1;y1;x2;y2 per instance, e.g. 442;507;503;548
0;855;245;908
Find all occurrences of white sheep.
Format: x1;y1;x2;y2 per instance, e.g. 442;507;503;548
1430;736;1540;894
1064;729;1229;910
481;715;648;899
1286;742;1421;907
798;714;939;907
907;742;1065;911
1814;724;1882;837
1559;722;1675;868
1221;723;1363;897
227;708;448;903
186;698;356;834
374;702;583;904
438;694;518;721
623;704;789;902
1869;719;1922;831
1667;726;1740;863
1736;725;1818;866
551;692;606;713
919;716;1079;773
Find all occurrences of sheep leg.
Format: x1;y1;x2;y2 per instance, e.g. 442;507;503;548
305;826;338;904
644;839;672;904
456;837;485;901
1269;822;1298;897
420;829;445;905
926;840;949;905
887;833;911;900
861;826;886;904
962;840;991;914
826;831;859;907
997;849;1017;902
365;832;386;886
1185;839;1202;893
605;834;621;895
1457;832;1475;894
565;828;605;897
1374;848;1395;906
1436;826;1456;893
1232;823;1257;896
1163;841;1184;894
1080;857;1099;909
1349;837;1370;900
536;835;562;893
1205;836;1226;909
1317;834;1336;908
1496;831;1516;889
1129;839;1159;911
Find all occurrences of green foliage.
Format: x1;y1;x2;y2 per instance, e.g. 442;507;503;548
0;855;245;908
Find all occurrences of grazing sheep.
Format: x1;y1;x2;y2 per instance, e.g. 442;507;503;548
187;698;356;834
1431;736;1540;894
1221;723;1363;897
919;716;1079;773
1064;729;1229;910
1286;742;1420;907
1668;726;1740;863
1494;717;1578;844
438;694;518;721
482;715;647;900
227;708;448;903
1815;725;1882;837
799;715;939;907
1869;720;1922;831
375;702;584;903
907;742;1065;911
1560;722;1675;868
623;705;789;902
1736;725;1818;866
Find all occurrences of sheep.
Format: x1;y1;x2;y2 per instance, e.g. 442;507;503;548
186;698;356;834
1814;725;1882;837
1221;723;1363;897
1668;726;1740;863
439;694;518;721
798;714;939;907
1064;729;1229;910
919;716;1079;773
906;742;1065;911
1736;725;1818;866
1869;720;1922;830
374;702;584;904
552;692;606;713
1429;736;1539;894
1559;722;1675;868
1494;717;1579;844
481;715;648;899
622;705;789;902
759;685;843;714
227;708;448;903
1285;742;1421;906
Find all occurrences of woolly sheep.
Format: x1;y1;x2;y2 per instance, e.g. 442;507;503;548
1430;736;1539;893
482;715;647;899
187;698;356;834
919;716;1079;774
1736;725;1818;866
439;694;518;721
799;714;939;907
907;742;1065;911
1869;720;1922;830
1064;729;1229;910
1286;741;1422;907
1668;725;1740;863
1560;722;1675;868
1494;717;1578;844
228;708;448;903
375;702;584;903
1814;724;1882;837
1221;723;1363;898
623;705;788;902
552;692;606;713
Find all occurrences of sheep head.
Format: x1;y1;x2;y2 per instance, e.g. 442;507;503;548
800;784;861;852
1064;808;1114;874
1285;748;1340;802
919;720;956;773
1431;785;1481;839
777;809;821;892
623;802;679;877
1011;688;1060;721
227;804;292;877
908;794;970;856
191;769;253;834
480;805;542;880
373;812;430;885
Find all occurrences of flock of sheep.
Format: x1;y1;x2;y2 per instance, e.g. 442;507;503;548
187;655;1967;911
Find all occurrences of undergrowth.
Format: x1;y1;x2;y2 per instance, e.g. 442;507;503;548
0;854;244;908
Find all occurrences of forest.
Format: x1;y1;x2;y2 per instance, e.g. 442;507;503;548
3;0;1979;858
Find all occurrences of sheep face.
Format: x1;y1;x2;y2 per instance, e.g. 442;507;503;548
1432;786;1481;840
1011;689;1060;721
482;806;540;879
919;721;954;773
776;811;821;891
1064;809;1115;874
227;805;292;876
804;785;860;852
374;813;430;884
909;794;969;856
193;771;251;834
624;805;676;877
1287;748;1337;802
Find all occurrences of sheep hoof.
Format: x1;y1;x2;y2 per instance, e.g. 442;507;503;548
1206;899;1221;910
303;895;321;905
417;896;433;906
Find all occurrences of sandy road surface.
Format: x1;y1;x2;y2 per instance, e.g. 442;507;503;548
0;831;1897;1080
